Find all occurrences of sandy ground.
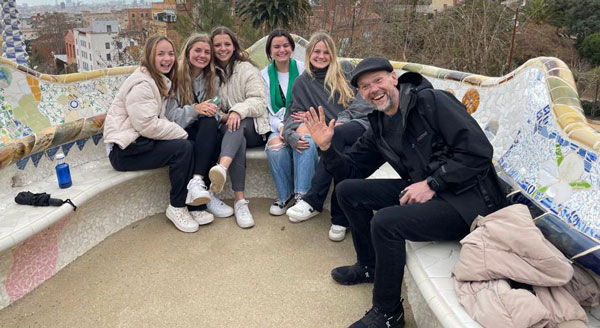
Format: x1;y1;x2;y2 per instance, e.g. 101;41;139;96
0;198;416;328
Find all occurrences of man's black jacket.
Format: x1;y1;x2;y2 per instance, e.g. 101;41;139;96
322;72;505;226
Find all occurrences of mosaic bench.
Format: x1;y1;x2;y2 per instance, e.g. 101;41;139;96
1;34;600;327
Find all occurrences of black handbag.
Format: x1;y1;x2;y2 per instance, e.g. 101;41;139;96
119;136;155;156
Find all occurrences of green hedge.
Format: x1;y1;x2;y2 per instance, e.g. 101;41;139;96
583;100;600;118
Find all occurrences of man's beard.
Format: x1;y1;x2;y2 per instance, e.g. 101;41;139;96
375;94;394;113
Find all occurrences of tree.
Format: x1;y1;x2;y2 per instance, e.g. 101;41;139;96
417;0;513;76
32;12;77;55
581;33;600;116
565;0;600;47
173;0;234;42
236;0;311;33
581;33;600;66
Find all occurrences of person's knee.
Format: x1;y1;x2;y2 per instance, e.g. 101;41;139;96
202;116;219;130
371;207;398;236
174;139;193;152
336;179;362;204
305;136;317;149
266;137;286;152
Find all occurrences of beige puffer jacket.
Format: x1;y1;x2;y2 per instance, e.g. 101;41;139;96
217;61;269;135
103;67;187;149
453;204;589;328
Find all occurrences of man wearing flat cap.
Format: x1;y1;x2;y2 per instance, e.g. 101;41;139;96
303;57;505;328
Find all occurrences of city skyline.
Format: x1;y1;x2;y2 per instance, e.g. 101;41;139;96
20;0;158;6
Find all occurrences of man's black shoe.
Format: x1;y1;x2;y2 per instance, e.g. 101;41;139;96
348;306;405;328
331;263;375;285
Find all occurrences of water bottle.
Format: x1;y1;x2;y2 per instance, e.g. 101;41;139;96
55;153;72;189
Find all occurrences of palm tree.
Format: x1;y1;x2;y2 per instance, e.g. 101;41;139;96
236;0;311;33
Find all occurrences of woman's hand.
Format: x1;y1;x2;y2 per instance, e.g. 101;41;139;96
194;101;217;117
291;111;307;123
227;111;241;131
296;124;310;135
220;113;229;123
295;135;310;153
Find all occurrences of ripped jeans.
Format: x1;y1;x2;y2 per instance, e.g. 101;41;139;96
265;132;318;202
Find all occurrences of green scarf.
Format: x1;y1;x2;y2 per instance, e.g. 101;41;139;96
268;59;299;113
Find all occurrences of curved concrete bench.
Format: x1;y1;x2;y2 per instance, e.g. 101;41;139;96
1;34;599;326
0;144;273;308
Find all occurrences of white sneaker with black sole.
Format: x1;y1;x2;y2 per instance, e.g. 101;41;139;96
287;199;320;223
269;195;294;216
190;210;214;225
186;176;210;206
166;205;199;233
329;224;347;242
206;191;234;217
208;164;227;193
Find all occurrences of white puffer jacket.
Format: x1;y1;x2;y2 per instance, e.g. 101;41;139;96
217;61;269;135
103;67;187;149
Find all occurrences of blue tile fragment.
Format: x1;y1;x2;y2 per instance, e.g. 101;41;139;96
16;157;28;170
30;152;43;167
584;161;591;173
76;137;89;151
61;142;75;156
92;133;103;145
46;147;60;160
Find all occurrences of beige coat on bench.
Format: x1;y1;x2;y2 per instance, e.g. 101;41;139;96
453;204;589;328
104;67;187;149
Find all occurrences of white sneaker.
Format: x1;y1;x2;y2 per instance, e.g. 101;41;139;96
329;224;347;242
209;164;227;193
166;205;199;233
234;199;254;228
189;210;214;225
269;195;294;216
207;192;234;218
287;200;320;223
186;176;210;206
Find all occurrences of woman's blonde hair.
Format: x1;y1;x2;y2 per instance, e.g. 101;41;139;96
140;35;178;98
176;33;216;106
305;31;354;108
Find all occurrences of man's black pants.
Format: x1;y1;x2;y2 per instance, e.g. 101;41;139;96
302;121;365;227
336;178;470;313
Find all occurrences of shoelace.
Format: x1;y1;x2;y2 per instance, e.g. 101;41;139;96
236;201;251;217
188;178;207;190
172;208;185;221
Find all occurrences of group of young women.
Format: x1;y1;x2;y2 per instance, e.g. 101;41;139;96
103;27;373;240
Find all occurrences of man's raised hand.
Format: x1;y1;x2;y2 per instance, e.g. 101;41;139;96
304;106;335;151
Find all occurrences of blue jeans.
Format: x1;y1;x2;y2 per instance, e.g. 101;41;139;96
266;132;318;201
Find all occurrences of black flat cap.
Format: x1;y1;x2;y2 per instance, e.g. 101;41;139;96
350;57;393;87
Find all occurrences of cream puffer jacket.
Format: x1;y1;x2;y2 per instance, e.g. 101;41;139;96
103;67;187;149
453;204;589;328
217;61;269;135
